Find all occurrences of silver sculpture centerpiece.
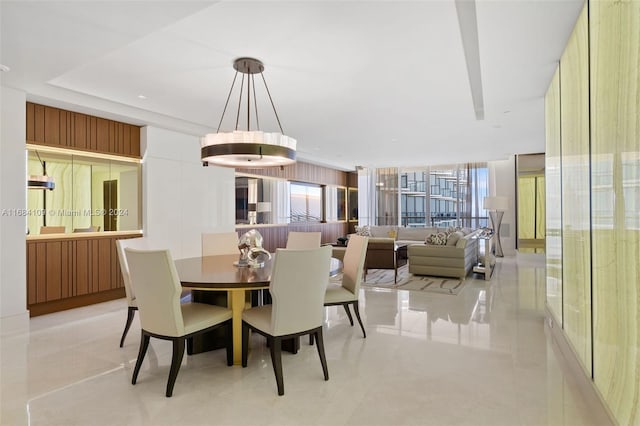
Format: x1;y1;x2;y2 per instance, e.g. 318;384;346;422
235;229;271;268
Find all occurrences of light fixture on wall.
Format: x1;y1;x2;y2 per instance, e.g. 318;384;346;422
483;196;508;257
27;151;55;190
201;57;296;168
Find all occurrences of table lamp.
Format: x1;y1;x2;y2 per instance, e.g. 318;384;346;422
483;196;508;257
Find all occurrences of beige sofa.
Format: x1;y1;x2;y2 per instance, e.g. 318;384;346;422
354;225;481;280
407;229;481;280
364;225;438;245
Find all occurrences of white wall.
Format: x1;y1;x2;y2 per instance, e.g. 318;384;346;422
488;156;517;256
141;126;235;259
0;87;27;319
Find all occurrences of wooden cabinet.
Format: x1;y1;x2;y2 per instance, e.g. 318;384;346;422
26;102;141;158
26;233;142;316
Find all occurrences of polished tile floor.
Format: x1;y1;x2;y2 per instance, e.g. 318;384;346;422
1;254;611;426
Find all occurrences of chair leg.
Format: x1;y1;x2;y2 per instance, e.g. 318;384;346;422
269;336;284;396
166;338;185;397
119;306;136;348
352;301;366;338
309;334;314;345
225;319;233;366
132;331;150;385
314;329;329;381
242;321;250;368
186;337;194;355
342;304;354;326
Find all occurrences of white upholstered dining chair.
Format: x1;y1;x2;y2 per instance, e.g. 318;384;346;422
321;234;369;338
202;231;239;256
285;231;321;249
241;246;332;396
125;248;233;397
115;237;148;347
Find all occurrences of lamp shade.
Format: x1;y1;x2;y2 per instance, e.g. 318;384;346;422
483;196;508;211
257;202;272;213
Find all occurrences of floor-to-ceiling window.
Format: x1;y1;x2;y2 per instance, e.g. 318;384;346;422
399;163;488;228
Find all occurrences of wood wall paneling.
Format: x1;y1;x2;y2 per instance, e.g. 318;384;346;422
34;104;45;143
74;113;87;150
35;243;47;304
25;102;141;158
27;243;37;305
75;239;89;296
243;161;350;187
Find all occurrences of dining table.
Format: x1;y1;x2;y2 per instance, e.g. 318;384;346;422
174;253;342;365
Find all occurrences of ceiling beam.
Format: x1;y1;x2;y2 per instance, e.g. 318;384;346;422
455;0;485;120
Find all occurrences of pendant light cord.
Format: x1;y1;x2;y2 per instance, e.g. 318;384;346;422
216;71;239;133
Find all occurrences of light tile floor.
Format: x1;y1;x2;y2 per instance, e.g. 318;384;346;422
1;254;611;426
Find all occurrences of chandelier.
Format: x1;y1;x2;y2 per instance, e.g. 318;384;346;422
201;57;296;168
27;151;55;190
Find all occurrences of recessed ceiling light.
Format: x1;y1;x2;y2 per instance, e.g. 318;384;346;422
0;64;10;72
137;94;147;100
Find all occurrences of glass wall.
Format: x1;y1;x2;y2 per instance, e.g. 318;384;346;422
26;148;141;235
399;163;488;228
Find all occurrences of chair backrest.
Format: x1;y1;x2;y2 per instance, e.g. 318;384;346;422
202;232;239;256
40;226;65;234
285;231;321;249
269;246;332;336
116;237;149;306
341;235;369;296
125;248;185;337
73;226;99;232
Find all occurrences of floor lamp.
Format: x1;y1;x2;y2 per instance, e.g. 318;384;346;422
483;196;508;257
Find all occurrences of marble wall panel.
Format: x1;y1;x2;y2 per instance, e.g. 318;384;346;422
589;1;640;423
545;68;563;324
560;5;592;374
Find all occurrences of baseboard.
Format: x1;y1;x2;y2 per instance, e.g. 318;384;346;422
544;307;616;426
28;288;125;317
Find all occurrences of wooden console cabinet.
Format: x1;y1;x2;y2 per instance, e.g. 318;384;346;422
26;232;142;316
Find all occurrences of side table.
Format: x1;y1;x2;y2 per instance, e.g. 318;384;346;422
473;234;496;280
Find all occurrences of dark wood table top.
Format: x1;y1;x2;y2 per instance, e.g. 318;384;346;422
174;253;342;290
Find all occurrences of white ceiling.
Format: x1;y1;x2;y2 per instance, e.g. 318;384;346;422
0;0;583;170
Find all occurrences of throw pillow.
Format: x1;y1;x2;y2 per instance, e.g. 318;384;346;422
355;225;371;237
446;230;464;246
425;232;448;245
387;229;398;239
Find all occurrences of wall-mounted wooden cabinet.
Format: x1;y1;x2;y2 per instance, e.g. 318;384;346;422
26;102;141;158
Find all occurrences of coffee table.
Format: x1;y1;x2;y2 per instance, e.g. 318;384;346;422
365;241;408;283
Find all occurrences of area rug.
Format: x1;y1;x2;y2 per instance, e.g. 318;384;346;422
395;276;465;295
360;265;466;295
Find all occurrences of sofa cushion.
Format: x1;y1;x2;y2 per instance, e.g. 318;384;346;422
369;225;398;238
446;230;464;246
397;227;437;241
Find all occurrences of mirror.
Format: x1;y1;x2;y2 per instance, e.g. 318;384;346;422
27;148;141;235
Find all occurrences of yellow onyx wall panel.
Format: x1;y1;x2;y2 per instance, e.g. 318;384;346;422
590;1;640;424
536;176;545;240
545;68;562;324
559;5;592;374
